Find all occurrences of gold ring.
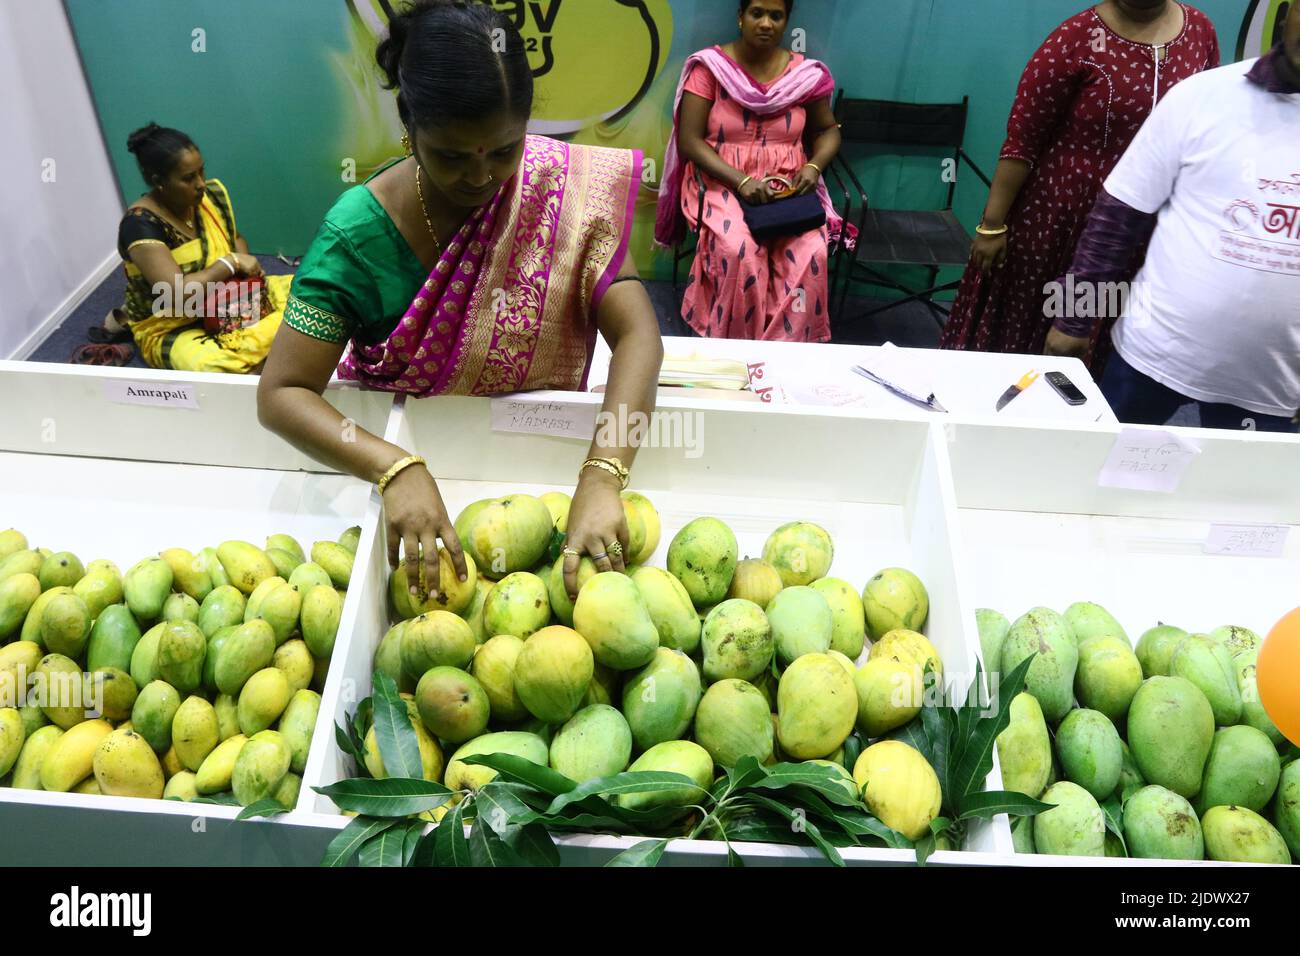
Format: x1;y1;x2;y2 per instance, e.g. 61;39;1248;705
561;547;581;558
591;552;608;561
607;541;624;557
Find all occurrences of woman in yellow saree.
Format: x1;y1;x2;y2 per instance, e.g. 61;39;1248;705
258;0;663;600
114;123;291;372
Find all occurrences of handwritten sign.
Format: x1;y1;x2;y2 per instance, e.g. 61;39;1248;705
490;397;595;440
102;380;200;410
1098;429;1200;493
1204;524;1290;558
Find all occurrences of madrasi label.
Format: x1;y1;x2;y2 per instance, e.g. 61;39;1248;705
1097;428;1200;494
103;380;200;410
1204;523;1290;558
489;396;595;440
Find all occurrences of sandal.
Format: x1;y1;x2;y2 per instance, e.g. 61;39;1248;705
71;343;135;366
88;309;132;344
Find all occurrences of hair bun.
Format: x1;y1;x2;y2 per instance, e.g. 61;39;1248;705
126;122;163;154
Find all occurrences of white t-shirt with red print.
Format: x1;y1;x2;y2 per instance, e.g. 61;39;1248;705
1105;58;1300;418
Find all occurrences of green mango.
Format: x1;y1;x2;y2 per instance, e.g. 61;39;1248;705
10;724;63;789
156;620;207;693
1195;725;1281;815
1123;785;1203;860
549;703;632;783
71;570;124;623
0;550;44;585
373;621;414;694
1170;634;1242;726
197;585;246;639
810;577;866;661
1033;781;1105;857
18;703;49;738
975;608;1010;679
995;693;1052;798
1201;805;1290;864
693;679;773;768
666;517;738;608
20;586;69;647
200;548;231;590
1116;740;1146;803
202;626;238;692
631;566;701;655
266;534;306;566
131;680;181;752
1056;708;1123;801
1127;676;1214;799
1134;624;1188;678
1063;601;1127;645
1000;607;1078;722
159;548;213;603
700;599;773;683
1234;651;1285;747
129;623;166;689
162;592;200;624
0;573;42;640
265;548;302;580
0;529;28;561
445;731;547;793
213;620;276;697
616;740;713;812
287;562;333;593
231;729;291;806
766;586;833;668
34;653;87;729
622;647;703;752
1074;635;1142;723
273;771;302;809
278;689;321;774
571;572;658;670
38;552;85;591
39;592;92;659
337;526;362;556
1274;760;1300;861
123;557;174;622
1205;625;1262;660
218;541;279;596
300;585;342;658
309;541;354;590
243;575;287;624
214;693;241;741
257;582;303;646
484;571;551;641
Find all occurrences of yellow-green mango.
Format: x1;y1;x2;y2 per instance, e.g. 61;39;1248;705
132;680;181;752
0;549;44;586
374;621;414;694
273;771;302;808
0;572;41;640
11;724;63;789
995;692;1052;799
694;678;773;768
39;591;92;659
72;570;123;623
400;611;476;678
1033;781;1105;857
1202;805;1290;864
461;494;553;580
539;491;571;532
300;585;342;658
667;517;738;607
766;585;833;667
163;771;199;801
202;626;236;692
549;703;632;783
1074;635;1142;723
272;639;313;695
726;558;784;609
460;578;493;644
18;703;48;737
257;582;302;646
810;577;866;661
310;541;354;590
0;529;28;561
1195;725;1281;815
34;653;88;729
762;522;833;588
129;623;165;689
214;619;276;697
1234;651;1284;747
1127;676;1214;799
546;554;598;628
471;634;528;722
484;571;551;641
0;640;42;708
85;605;142;674
93;727;164;798
337;525;362;556
572;572;659;670
976;608;1011;679
265;548;301;580
267;534;306;565
1206;624;1262;660
214;693;240;741
453;498;495;546
701;599;773;684
38;552;85;591
1134;624;1188;678
621;491;661;563
1063;601;1127;645
616;740;713;812
162;592;199;625
622;647;702;751
443;730;546;793
195;733;248;794
197;584;246;639
513;626;593;724
1056;708;1123;800
632;566;701;655
231;729;291;806
852;740;942;840
238;667;291;736
278;689;320;774
288;561;332;593
1000;607;1078;722
777;653;856;759
390;549;477;618
242;575;287;624
1170;634;1242;726
363;709;445;782
156;620;206;693
172;695;220;772
217;541;278;596
861;567;929;640
854;657;924;739
1123;785;1203;859
0;707;25;776
1117;740;1146;802
196;548;229;590
123;557;173;622
159;547;212;603
86;667;137;721
1274;759;1300;860
40;717;112;792
20;585;70;646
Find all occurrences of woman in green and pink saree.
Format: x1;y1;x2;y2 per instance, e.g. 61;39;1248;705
258;0;663;600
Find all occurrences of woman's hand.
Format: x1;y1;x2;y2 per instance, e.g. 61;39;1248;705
382;462;467;601
1043;326;1091;359
231;252;264;278
970;232;1010;273
737;177;771;205
562;469;628;598
791;165;821;196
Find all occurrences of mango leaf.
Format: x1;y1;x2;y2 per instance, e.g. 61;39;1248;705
545;771;705;816
321;817;397;867
727;844;745;867
840;733;864;773
474;782;538;834
710;810;797;846
956;790;1053;821
725;755;771;791
538;792;693;833
434;799;471;866
189;792;240;806
547;527;566;564
313;777;451;817
401;819;426;866
948;653;1035;814
744;793;844;866
888;718;935;764
371;671;423;781
1101;795;1128;856
359;820;424;867
921;692;952;806
236;799;290;820
352;697;373;746
744;762;861;807
953;664;979;771
335;721;367;772
468;817;531;866
606;838;670;867
501;822;561;867
914;832;937;867
410;830;439;867
460;753;576;797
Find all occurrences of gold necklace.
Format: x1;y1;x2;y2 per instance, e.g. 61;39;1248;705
415;164;442;251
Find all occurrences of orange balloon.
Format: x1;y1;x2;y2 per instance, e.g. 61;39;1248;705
1258;606;1300;747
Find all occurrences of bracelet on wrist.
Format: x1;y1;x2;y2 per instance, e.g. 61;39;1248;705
378;454;427;495
975;223;1009;237
581;456;629;490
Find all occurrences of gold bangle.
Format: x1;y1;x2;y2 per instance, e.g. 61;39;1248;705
975;223;1009;237
377;454;426;495
803;162;822;174
581;457;629;489
736;175;754;192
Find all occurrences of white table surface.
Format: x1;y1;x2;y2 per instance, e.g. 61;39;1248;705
586;336;1116;423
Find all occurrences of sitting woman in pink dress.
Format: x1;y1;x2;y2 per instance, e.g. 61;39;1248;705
657;0;845;342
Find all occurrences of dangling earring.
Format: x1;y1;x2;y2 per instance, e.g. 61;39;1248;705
401;130;412;155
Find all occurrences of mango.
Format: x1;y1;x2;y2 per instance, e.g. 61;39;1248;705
453;498;495;548
1056;708;1123;800
156;620;206;693
272;639;314;694
0;707;25;776
726;558;784;611
1063;601;1127;645
232;729;291;806
72;570;123;623
470;634;528;722
40;591;92;659
765;586;834;668
667;517;738;608
267;534;307;565
1122;785;1203;860
0;529;28;561
462;494;553;580
761;521;833;587
700;599;773;683
854;657;923;738
172;695;220;771
0;572;41;640
572;572;658;670
160;593;198;625
1195;725;1281;815
215;541;279;596
160;746;184;779
1201;805;1290;865
18;703;48;738
93;727;165;798
274;771;303;809
483;571;550;641
197;584;246;639
621;647;702;751
0;550;44;587
809;577;866;661
444;730;547;793
161;771;197;801
513;625;594;724
129;623;165;689
1033;781;1105;857
619;500;648;566
869;629;944;685
86;667;137;722
254;582;301;647
264;548;301;580
159;547;213;603
34;653;89;729
374;622;414;694
549;703;633;782
0;640;42;709
1074;635;1142;723
853;740;942;840
194;733;248;794
132;680;181;752
415;666;490;743
1134;624;1188;678
621;491;661;563
10;724;63;789
362;702;444;782
1170;634;1242;726
777;653;856;759
123;557;173;621
861;568;929;640
995;693;1053;799
213;619;276;696
238;667;291;736
389;548;477;618
540;491;572;532
1206;624;1261;660
300;585;342;659
40;718;113;792
1011;815;1036;854
694;679;773;768
1234;651;1284;747
287;561;332;593
278;689;321;774
401;611;477;678
1127;676;1214;799
1000;608;1078;722
616;740;713;812
631;566;701;655
460;578;494;644
39;552;85;591
1274;760;1300;860
20;585;69;646
975;608;1010;681
1117;740;1146;803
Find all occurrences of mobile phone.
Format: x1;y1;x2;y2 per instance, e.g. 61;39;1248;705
1045;370;1087;405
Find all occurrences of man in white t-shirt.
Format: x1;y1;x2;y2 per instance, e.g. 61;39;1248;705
1046;8;1300;433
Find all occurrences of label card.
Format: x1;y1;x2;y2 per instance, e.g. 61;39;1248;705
1098;428;1200;493
102;380;200;410
1204;523;1290;558
490;397;596;440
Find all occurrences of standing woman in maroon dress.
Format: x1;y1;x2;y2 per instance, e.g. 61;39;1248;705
939;1;1218;370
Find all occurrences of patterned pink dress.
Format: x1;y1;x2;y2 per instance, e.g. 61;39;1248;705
681;49;833;342
939;4;1219;369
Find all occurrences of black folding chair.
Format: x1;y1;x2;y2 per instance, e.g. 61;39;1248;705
831;93;992;330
